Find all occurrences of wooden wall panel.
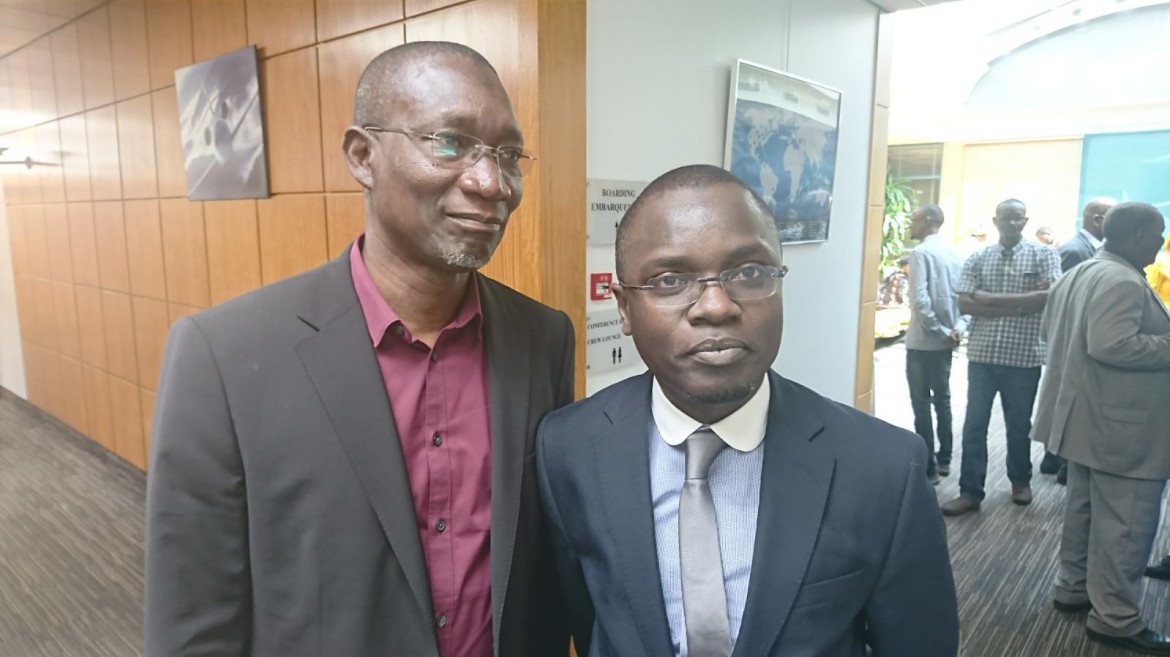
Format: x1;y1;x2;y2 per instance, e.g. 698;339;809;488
191;0;247;62
264;48;324;193
246;0;317;57
36;122;66;204
59;114;92;201
52;281;82;362
7;206;28;275
22;204;51;280
81;365;115;450
59;356;90;434
257;193;327;284
28;277;57;351
132;295;169;390
317;22;405;192
141;387;156;462
75;284;108;369
51;24;85;118
325;193;363;257
124;199;167;299
26;38;57;128
43;204;73;283
67;203;100;287
100;289;138;384
116;95;159;199
406;0;465;18
2;0;590;463
145;0;193;91
86;107;123;201
159;198;210;307
93;201;130;292
77;7;115;110
109;374;146;468
109;0;152;100
150;88;185;198
316;0;405;43
204;199;261;305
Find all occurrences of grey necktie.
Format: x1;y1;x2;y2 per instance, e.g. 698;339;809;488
680;427;732;657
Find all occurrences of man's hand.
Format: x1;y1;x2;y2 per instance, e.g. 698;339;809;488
946;329;962;348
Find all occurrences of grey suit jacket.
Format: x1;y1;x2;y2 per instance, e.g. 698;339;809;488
1032;251;1170;480
145;247;575;657
537;371;958;657
1059;230;1097;273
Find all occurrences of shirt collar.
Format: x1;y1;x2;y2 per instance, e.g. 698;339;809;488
1080;228;1103;250
651;375;770;452
349;234;482;347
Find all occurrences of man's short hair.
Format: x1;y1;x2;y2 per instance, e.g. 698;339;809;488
1103;201;1164;243
353;41;498;126
918;204;944;226
996;198;1026;215
615;164;778;280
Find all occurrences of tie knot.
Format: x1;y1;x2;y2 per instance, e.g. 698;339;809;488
685;428;725;480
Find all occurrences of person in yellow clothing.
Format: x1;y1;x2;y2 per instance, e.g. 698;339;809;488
1145;234;1170;307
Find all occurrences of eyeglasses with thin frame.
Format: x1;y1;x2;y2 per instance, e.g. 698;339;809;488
362;127;536;178
616;263;789;308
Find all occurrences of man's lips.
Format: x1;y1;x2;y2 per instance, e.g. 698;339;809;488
687;338;749;365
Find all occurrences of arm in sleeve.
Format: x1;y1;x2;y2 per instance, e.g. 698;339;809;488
536;415;596;657
1086;278;1170;370
1046;247;1064;282
864;440;959;657
908;250;949;340
145;317;251;657
556;312;577;408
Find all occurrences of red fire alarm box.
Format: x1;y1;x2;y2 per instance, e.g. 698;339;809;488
590;272;613;300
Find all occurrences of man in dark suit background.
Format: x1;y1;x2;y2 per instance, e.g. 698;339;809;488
537;165;957;657
145;42;574;657
1039;197;1116;483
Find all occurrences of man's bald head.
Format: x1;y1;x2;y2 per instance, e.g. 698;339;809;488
1081;197;1117;240
353;41;499;127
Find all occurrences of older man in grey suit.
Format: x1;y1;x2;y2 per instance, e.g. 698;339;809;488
1032;202;1170;655
145;43;573;657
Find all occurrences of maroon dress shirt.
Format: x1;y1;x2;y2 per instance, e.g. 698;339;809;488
350;238;493;657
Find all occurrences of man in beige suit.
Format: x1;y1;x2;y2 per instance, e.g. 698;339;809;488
1032;202;1170;655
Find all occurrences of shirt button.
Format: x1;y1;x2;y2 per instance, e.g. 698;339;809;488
435;519;446;533
436;614;447;628
432;433;442;447
430;351;438;362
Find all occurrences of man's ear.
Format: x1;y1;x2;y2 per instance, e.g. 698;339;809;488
613;285;633;336
342;126;375;190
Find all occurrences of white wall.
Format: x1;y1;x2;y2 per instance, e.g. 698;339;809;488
586;0;880;404
0;182;27;398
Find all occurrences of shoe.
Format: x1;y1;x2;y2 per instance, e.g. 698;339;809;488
1053;599;1092;613
1011;485;1033;506
928;472;940;486
941;495;981;516
937;463;951;477
1145;555;1170;580
1087;628;1170;655
1040;452;1061;474
1056;465;1067;486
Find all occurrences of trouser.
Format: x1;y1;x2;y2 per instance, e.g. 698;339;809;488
905;348;955;476
1054;461;1165;637
957;362;1040;501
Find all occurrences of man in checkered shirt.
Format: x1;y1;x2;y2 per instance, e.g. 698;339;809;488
941;199;1062;516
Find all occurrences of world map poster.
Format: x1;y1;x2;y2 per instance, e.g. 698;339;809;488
725;61;840;244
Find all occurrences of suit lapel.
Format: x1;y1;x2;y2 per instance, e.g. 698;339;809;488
294;248;435;628
732;372;831;657
596;373;674;656
479;278;532;643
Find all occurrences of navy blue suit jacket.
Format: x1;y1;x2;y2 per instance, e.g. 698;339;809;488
536;371;958;657
1059;231;1097;273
